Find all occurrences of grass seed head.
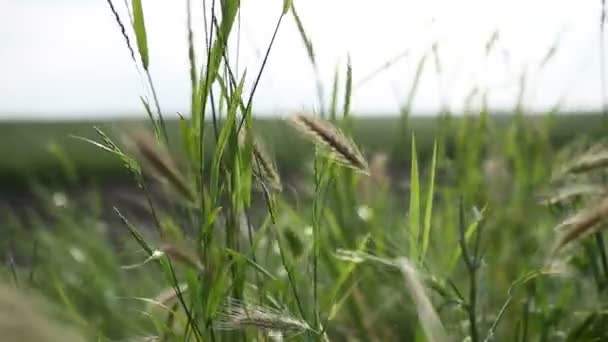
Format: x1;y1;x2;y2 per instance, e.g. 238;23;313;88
239;128;283;192
214;298;312;337
147;283;189;313
288;113;369;175
159;243;205;273
124;128;195;202
552;194;608;253
565;151;608;174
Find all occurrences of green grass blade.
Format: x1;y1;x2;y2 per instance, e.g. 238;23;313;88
224;249;276;281
448;207;486;273
209;75;245;201
114;207;153;256
290;3;315;66
342;56;352;120
282;0;292;14
328;233;370;320
131;0;149;69
421;140;438;261
186;0;200;121
329;65;340;121
409;134;420;261
401;54;427;116
140;96;160;139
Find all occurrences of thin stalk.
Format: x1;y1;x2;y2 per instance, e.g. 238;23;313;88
200;0;217;175
594;232;608;288
520;296;530;342
198;0;217;266
585;242;603;290
244;209;263;303
106;0;136;64
276;232;310;336
238;12;285;133
165;258;203;341
484;296;512;342
145;71;169;146
28;239;38;285
459;198;479;342
6;250;18;287
312;159;323;332
600;0;607;126
468;265;479;342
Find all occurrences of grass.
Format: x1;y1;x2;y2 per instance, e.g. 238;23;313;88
3;0;608;341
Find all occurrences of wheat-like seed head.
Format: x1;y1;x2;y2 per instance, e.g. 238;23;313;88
146;283;189;313
552;194;608;253
159;243;205;273
565;151;608;174
124;129;195;202
214;298;311;338
239;129;283;192
537;184;604;206
288;113;369;175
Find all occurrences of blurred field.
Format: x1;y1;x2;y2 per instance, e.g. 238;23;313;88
1;112;605;188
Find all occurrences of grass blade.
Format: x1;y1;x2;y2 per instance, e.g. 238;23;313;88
131;0;149;69
421;140;438;261
397;258;449;342
409;134;420;260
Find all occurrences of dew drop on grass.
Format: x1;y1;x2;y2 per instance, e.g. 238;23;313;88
357;205;373;221
53;192;68;208
69;246;86;263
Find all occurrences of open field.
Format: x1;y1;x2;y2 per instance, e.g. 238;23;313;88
1;113;605;188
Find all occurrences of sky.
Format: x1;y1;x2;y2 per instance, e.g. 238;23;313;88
0;0;606;119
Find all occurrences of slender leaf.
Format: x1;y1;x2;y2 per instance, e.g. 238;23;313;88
409;134;420;260
132;0;149;69
421;140;438;261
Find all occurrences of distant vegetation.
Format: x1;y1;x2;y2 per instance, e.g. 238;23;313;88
0;113;606;188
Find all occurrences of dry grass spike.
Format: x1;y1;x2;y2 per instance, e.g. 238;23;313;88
565;151;608;174
551;194;608;254
214;298;313;338
146;283;189;313
124;128;195;202
159;243;205;273
239;128;283;192
288;113;369;175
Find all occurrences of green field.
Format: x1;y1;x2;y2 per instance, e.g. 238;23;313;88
1;113;605;187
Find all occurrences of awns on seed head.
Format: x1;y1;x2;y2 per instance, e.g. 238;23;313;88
551;193;608;254
214;298;312;339
238;128;283;193
123;128;195;202
288;113;369;175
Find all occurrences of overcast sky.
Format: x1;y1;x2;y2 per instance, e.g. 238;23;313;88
0;0;605;119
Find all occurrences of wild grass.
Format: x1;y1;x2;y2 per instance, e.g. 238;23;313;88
3;0;608;341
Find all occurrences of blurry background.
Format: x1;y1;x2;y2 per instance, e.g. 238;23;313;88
1;0;605;118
